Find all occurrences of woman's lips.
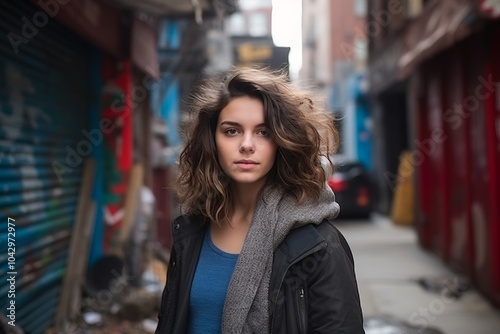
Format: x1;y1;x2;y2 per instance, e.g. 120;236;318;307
236;159;257;164
235;160;258;169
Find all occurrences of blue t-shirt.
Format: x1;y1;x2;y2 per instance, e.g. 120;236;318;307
188;230;239;334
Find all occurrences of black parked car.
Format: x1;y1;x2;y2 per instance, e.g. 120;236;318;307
327;161;373;219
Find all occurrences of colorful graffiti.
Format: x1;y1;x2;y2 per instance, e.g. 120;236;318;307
101;60;133;253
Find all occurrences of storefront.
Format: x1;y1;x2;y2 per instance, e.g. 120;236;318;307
0;0;127;331
0;1;93;331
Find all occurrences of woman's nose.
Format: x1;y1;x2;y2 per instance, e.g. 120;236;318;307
239;134;255;153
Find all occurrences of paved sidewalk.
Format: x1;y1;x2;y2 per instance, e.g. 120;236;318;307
335;214;500;334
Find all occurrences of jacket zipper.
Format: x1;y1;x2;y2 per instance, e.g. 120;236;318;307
297;287;307;333
270;241;327;331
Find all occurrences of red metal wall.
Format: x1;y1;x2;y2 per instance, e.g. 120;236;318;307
444;45;474;276
417;28;500;307
465;35;489;299
418;57;451;262
481;25;500;306
416;69;432;250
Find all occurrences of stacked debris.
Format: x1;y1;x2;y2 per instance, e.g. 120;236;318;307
45;258;167;334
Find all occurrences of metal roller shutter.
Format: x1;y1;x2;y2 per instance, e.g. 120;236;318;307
0;1;90;332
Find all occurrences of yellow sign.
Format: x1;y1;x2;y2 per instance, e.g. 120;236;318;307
236;43;273;63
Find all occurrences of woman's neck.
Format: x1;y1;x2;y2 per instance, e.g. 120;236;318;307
209;183;264;253
229;183;263;227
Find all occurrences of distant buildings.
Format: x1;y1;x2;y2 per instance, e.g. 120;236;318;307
225;0;290;74
301;0;371;168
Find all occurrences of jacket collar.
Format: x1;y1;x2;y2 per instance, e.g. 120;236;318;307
277;223;326;264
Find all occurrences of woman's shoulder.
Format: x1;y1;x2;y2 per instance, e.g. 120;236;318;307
286;219;342;244
171;213;207;237
315;219;355;265
314;219;345;242
172;213;205;225
282;220;354;264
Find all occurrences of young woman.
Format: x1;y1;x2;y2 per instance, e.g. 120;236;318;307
155;67;364;334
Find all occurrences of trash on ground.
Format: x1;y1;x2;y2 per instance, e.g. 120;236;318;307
416;276;470;299
364;315;445;334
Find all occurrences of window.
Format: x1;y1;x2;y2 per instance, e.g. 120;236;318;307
227;13;246;35
248;12;268;36
354;0;367;17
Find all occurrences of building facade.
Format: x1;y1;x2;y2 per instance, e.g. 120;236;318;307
301;0;371;169
366;0;500;307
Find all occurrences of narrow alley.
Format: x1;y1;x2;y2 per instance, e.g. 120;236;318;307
1;0;500;333
337;215;500;334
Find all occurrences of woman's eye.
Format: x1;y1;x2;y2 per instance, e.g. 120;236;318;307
225;128;238;135
257;129;269;136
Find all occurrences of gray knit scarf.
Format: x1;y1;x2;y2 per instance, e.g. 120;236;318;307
221;185;340;333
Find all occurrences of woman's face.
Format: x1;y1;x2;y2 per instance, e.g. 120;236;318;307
215;96;277;189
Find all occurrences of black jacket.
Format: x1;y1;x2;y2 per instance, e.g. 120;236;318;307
156;214;364;334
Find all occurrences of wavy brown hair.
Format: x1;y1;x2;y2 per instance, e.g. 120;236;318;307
176;66;339;225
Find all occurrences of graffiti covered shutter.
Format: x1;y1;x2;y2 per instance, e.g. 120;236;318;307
0;1;90;332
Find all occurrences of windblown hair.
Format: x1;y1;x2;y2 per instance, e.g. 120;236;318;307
176;66;339;225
